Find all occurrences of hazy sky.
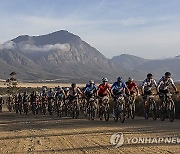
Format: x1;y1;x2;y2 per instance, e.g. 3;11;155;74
0;0;180;59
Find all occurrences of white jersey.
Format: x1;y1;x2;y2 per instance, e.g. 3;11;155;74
142;78;157;91
158;76;175;90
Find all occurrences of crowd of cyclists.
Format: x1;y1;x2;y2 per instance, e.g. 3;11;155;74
0;71;179;122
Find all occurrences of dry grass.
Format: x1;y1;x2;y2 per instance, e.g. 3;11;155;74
0;82;86;88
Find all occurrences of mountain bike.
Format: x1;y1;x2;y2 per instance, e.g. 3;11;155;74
159;92;178;122
87;96;97;120
114;94;126;123
143;94;157;120
70;96;80;119
126;94;136;119
98;96;110;121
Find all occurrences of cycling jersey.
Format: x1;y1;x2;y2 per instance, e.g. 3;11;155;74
69;88;81;97
98;83;111;97
158;76;175;90
55;91;64;100
111;81;128;95
126;81;138;92
48;91;55;98
84;84;98;97
22;94;28;102
142;78;157;92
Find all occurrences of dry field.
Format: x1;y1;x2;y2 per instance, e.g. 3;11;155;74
0;82;85;88
0;105;179;154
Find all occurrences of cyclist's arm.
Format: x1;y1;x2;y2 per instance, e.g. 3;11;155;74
135;86;139;95
124;83;130;95
171;79;178;93
77;87;83;95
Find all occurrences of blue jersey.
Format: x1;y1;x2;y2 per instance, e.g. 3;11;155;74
84;84;98;95
111;81;128;94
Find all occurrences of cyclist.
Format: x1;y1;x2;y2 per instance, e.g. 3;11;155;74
30;91;36;106
69;83;82;100
84;80;98;99
98;78;111;97
84;80;98;112
55;87;65;101
111;77;130;117
126;77;139;104
69;83;82;114
64;87;70;99
41;88;48;103
157;72;179;106
22;91;28;104
141;73;158;108
22;91;29;113
48;88;55;102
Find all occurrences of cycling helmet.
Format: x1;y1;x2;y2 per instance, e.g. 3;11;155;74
102;78;108;82
165;72;171;77
128;77;133;82
71;83;76;87
89;80;94;84
147;73;153;78
65;87;70;91
117;77;122;82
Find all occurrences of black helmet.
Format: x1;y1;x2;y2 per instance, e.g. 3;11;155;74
147;73;153;78
89;80;94;84
128;77;133;82
71;83;76;87
117;77;122;82
165;72;171;77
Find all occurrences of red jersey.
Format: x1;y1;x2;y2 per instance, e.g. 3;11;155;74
126;81;138;92
98;83;110;96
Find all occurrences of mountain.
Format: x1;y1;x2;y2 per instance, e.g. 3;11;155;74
0;30;128;82
111;54;149;70
1;30;180;82
110;54;180;80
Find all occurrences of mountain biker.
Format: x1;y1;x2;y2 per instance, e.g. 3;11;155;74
111;77;130;117
141;73;158;108
69;83;82;99
69;83;82;111
30;91;36;106
157;72;179;106
17;93;22;104
111;77;130;96
84;80;98;98
55;87;65;101
64;87;70;99
22;91;28;103
126;77;139;104
48;88;55;102
41;88;48;103
84;80;98;111
98;78;111;97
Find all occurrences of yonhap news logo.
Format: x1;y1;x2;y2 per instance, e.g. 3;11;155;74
110;132;180;148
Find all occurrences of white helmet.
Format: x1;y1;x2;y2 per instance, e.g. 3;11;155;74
102;78;108;82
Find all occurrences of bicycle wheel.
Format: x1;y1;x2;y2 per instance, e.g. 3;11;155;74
104;104;110;121
119;104;125;123
130;103;135;119
168;100;175;122
151;101;157;120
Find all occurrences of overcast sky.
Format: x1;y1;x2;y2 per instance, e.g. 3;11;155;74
0;0;180;59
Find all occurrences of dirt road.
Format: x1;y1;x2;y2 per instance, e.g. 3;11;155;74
0;106;179;154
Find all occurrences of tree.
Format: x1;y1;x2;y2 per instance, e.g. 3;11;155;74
6;72;18;95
